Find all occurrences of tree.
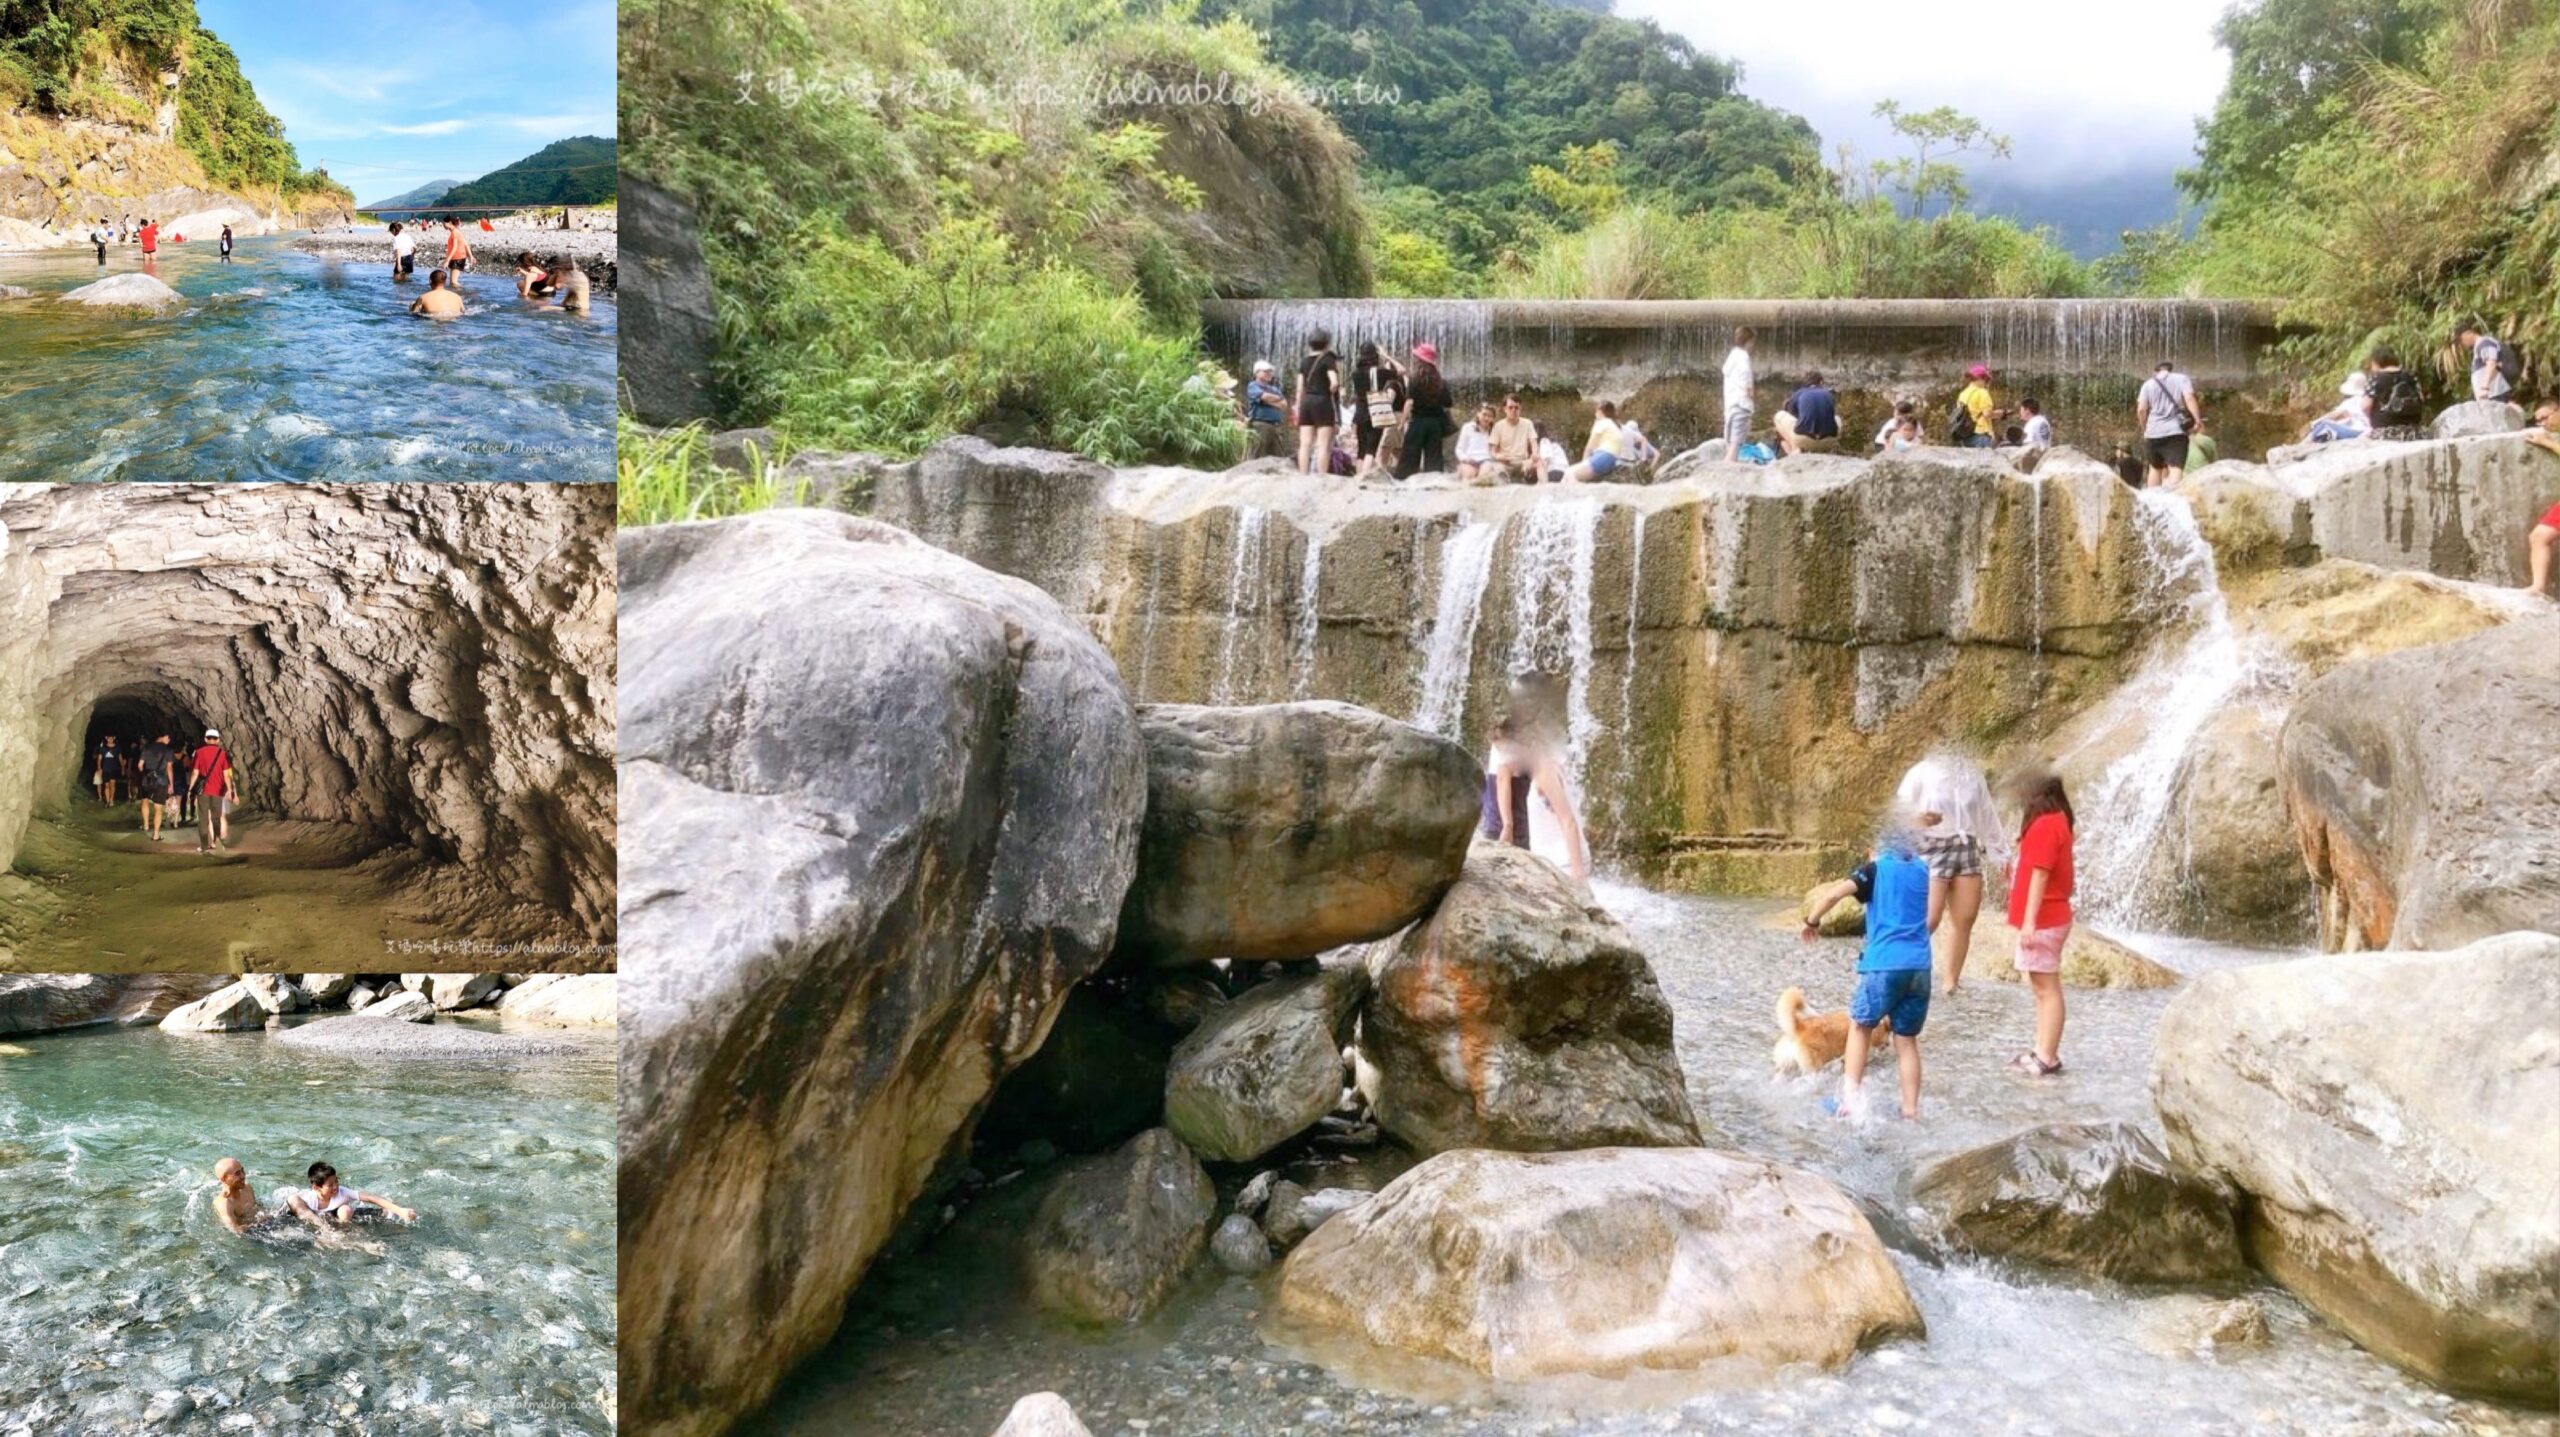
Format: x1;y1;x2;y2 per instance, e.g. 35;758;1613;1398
1868;100;2010;219
2182;0;2430;204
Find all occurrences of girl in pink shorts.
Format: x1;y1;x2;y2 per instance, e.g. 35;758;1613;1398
2007;772;2076;1075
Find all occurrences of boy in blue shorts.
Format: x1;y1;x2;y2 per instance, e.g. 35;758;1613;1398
1841;831;1943;1119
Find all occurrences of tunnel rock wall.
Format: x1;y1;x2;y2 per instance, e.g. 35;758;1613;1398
861;440;2179;890
0;483;616;934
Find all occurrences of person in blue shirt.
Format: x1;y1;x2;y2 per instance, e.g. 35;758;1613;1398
1243;360;1289;460
1776;370;1842;455
1840;827;1945;1119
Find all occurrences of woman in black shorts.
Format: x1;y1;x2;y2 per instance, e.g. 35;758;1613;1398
1294;330;1341;476
1396;342;1453;479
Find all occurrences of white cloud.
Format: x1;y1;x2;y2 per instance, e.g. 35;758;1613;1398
1624;0;2232;183
381;119;471;137
497;113;613;136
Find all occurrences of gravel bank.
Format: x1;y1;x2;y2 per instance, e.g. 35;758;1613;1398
269;1014;589;1060
289;226;618;287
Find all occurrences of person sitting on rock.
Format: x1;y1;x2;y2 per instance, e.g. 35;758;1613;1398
2018;397;2053;453
1837;819;1941;1121
213;1158;267;1236
1489;395;1537;481
284;1161;418;1230
410;268;465;319
1565;400;1628;483
1873;399;1917;453
2305;372;2372;443
1455;403;1497;483
1776;371;1842;455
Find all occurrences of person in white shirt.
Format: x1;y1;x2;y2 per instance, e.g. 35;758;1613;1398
1873;400;1917;452
1894;754;2007;993
1454;403;1497;482
2459;324;2511;401
1534;422;1570;483
388;222;418;281
2017;397;2054;452
2305;371;2372;443
284;1160;418;1234
1721;326;1757;452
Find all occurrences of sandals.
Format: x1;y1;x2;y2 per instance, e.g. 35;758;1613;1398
2007;1052;2064;1076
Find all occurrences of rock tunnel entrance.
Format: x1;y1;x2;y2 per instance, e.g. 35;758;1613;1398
0;483;618;972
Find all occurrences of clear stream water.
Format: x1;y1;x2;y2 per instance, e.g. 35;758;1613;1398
769;887;2556;1437
0;1020;616;1434
0;235;615;481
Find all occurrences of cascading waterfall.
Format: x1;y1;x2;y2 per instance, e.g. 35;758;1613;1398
1290;533;1324;699
1411;520;1503;738
2073;491;2255;930
1505;501;1604;807
1609;509;1649;853
1210;507;1269;704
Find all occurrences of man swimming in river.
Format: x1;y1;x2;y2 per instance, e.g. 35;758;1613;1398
547;261;590;313
410;268;465;319
212;1158;263;1236
284;1161;418;1231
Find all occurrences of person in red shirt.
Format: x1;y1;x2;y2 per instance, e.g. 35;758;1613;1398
138;218;158;259
187;727;238;854
2006;771;2076;1076
2523;401;2558;598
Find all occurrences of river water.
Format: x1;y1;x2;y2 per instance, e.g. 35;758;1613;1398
0;236;615;480
0;1020;616;1434
767;886;2554;1437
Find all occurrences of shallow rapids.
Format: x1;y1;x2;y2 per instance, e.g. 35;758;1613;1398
765;887;2553;1437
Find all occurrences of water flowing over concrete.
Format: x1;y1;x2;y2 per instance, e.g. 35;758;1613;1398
1207;298;2278;395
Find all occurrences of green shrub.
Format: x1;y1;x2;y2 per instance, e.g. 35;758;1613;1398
616;416;805;527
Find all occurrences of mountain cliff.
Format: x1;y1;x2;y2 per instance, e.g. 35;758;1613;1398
0;0;352;243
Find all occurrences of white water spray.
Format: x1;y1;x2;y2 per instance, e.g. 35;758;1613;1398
1210;506;1268;704
1412;520;1502;738
1290;531;1323;699
1505;500;1604;806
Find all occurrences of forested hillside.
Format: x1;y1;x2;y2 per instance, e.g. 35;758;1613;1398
0;0;349;202
441;135;617;211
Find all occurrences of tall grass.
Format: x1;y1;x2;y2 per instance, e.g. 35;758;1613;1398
616;417;804;527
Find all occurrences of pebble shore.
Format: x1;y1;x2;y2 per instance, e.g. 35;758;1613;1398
289;226;618;287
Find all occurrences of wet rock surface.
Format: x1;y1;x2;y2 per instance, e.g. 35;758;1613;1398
1270;1146;1921;1385
0;972;225;1034
1362;841;1700;1154
159;981;269;1032
1163;967;1363;1162
620;176;717;428
1116;701;1480;965
1023;1129;1217;1326
1911;1121;2243;1283
2154;932;2560;1404
2280;616;2560;950
616;509;1145;1437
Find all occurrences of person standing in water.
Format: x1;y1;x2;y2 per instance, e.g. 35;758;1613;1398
1480;674;1591;883
188;727;236;853
1837;819;1940;1120
389;221;417;282
89;220;108;265
136;217;158;265
443;218;472;282
218;225;234;263
548;262;591;314
2005;771;2076;1075
137;731;175;842
1895;754;2005;993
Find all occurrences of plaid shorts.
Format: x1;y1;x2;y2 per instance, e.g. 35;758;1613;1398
1918;833;1983;880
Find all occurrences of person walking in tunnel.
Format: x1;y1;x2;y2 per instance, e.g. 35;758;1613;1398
138;731;176;842
92;735;125;807
188;728;237;854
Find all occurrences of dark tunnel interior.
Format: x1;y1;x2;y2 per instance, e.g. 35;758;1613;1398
77;690;207;802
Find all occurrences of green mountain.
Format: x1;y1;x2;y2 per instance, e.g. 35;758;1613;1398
440;136;617;212
360;178;462;217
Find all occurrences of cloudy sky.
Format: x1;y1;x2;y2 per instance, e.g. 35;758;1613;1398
200;0;617;207
1625;0;2235;243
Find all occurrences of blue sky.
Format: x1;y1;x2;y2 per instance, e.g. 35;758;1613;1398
198;0;617;206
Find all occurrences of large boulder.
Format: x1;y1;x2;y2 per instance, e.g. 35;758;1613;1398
2125;701;2311;943
620;175;719;428
617;510;1147;1437
1116;702;1480;965
1270;1147;1921;1383
297;973;357;1005
2284;434;2556;585
2431;400;2527;438
242;974;304;1014
0;974;226;1035
411;971;500;1011
2280;616;2560;950
364;990;436;1023
990;1394;1093;1437
1361;840;1701;1155
159;983;268;1032
2153;933;2560;1404
58;273;183;312
1163;967;1363;1162
494;973;617;1028
1911;1122;2244;1283
1022;1128;1217;1326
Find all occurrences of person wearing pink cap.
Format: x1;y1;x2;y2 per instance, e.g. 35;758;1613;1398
1955;365;1996;448
1396;342;1454;478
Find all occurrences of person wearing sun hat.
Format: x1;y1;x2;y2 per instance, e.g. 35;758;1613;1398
1956;364;1997;448
1396;341;1454;478
188;727;238;854
2304;370;2372;444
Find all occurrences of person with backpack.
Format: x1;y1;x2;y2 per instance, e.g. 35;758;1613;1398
1349;344;1406;477
2135;360;2202;486
1954;365;1996;448
188;728;239;854
2364;350;2426;440
138;731;176;842
1396;343;1453;479
1293;330;1343;476
2459;324;2515;402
